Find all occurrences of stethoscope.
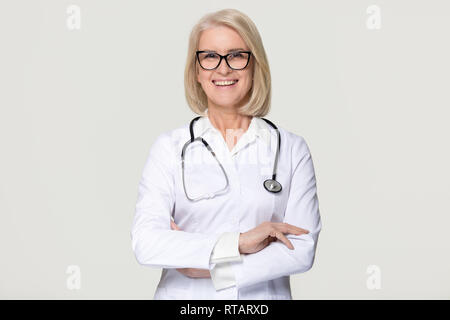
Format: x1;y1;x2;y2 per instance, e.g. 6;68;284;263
181;116;282;201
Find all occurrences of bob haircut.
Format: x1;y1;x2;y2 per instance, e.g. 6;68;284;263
184;8;271;117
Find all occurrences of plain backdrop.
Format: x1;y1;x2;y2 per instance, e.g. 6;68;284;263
1;0;449;299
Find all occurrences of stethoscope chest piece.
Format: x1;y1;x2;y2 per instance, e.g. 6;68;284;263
264;179;282;193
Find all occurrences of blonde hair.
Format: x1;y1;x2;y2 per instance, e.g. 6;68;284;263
184;8;271;117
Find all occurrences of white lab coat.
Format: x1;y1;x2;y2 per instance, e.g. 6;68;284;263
131;112;322;299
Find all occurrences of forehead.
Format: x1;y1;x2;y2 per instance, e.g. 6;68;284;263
198;25;248;52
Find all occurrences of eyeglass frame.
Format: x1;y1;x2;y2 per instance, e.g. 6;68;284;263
195;50;252;70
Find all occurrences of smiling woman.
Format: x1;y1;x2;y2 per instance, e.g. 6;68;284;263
184;10;271;119
131;8;322;300
194;25;255;114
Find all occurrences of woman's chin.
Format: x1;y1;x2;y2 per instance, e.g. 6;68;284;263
211;96;241;106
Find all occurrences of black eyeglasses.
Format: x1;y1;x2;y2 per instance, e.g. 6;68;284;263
196;50;252;70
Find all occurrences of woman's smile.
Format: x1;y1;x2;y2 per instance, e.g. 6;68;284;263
212;79;239;89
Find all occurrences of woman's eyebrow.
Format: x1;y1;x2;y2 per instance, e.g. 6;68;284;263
201;48;246;52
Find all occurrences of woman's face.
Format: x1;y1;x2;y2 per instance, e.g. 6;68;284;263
196;25;254;111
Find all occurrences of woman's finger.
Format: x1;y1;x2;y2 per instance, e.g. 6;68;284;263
270;229;294;250
171;220;181;230
190;269;211;278
177;268;210;279
176;268;188;276
275;222;309;235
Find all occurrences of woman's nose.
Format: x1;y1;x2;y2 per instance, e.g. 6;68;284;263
216;57;232;74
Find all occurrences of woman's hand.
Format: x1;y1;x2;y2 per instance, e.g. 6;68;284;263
175;267;212;278
238;222;309;254
171;220;211;279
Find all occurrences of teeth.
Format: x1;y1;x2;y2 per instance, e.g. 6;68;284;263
214;80;237;86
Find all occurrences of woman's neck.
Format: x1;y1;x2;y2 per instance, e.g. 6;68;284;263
207;107;251;132
206;107;253;151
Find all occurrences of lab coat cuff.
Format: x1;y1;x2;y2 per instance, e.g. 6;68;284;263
230;254;246;289
210;262;237;291
202;233;229;270
210;232;242;264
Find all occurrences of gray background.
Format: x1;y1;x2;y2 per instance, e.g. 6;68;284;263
1;0;449;299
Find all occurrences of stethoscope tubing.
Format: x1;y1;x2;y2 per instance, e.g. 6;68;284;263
181;116;282;201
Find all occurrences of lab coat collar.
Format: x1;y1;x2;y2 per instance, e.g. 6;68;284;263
194;108;273;146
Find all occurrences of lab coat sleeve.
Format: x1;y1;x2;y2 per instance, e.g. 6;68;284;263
230;135;322;289
209;232;242;290
131;132;223;270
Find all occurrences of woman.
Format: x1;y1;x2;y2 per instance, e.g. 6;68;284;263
131;8;322;300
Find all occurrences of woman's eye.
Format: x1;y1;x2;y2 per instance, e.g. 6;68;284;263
229;52;243;58
205;53;217;58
